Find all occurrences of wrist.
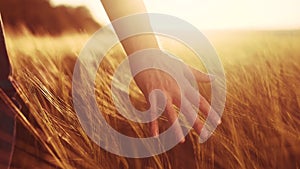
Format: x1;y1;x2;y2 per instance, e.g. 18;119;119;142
122;34;160;56
128;49;183;76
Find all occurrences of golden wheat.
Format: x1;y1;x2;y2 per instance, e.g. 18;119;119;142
5;30;300;169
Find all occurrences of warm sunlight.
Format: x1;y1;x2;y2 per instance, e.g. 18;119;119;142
50;0;300;30
2;0;300;168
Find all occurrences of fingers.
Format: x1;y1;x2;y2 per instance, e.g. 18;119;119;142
182;93;221;143
198;95;221;126
149;92;159;137
185;65;214;83
198;97;220;143
184;85;221;128
148;94;186;143
165;98;185;143
150;120;159;137
181;99;203;135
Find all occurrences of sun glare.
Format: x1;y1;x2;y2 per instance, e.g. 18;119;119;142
50;0;300;30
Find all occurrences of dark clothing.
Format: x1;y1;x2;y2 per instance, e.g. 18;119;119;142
0;89;16;169
0;13;15;169
0;14;11;81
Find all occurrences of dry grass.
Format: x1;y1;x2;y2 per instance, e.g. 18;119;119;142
5;29;300;169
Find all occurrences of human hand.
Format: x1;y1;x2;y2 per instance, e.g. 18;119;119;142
129;49;221;143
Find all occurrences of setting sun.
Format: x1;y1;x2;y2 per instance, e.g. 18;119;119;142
50;0;300;30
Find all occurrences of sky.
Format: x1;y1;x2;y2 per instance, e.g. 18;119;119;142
50;0;300;30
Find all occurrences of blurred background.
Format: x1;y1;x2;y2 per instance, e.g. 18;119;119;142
1;0;300;34
0;0;100;35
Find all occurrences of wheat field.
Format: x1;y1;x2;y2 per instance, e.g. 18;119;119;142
5;29;300;169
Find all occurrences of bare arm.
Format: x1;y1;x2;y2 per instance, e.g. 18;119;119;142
99;0;220;141
100;0;159;55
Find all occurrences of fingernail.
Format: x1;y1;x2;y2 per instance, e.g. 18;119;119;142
153;131;159;138
180;137;185;143
199;127;211;143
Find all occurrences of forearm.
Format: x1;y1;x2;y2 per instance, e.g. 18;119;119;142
101;0;159;55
